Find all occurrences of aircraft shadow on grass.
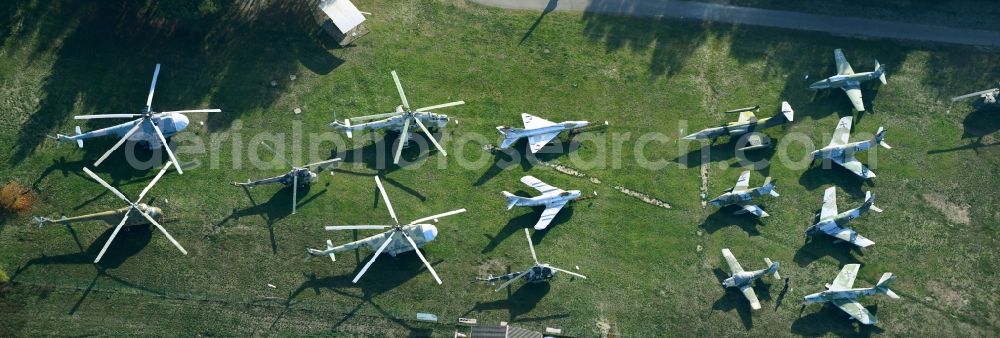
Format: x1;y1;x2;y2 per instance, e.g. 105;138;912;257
798;162;872;197
481;191;575;254
673;140;778;171
699;207;765;236
213;184;327;253
710;268;774;330
793;235;864;268
462;280;569;323
10;224;166;315
473;137;580;187
792;303;884;337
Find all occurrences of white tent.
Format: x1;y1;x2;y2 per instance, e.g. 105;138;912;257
318;0;366;33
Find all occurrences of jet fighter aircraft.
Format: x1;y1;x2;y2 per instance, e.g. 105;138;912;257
807;187;882;248
682;102;794;151
809;49;887;112
503;176;581;230
803;264;900;325
812;116;890;179
708;170;780;218
497;113;590;153
720;248;780;310
477;228;587;292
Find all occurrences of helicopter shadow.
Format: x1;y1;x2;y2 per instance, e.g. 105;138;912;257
337;130;446;175
473;137;579;187
464;282;568;322
792;303;883;337
928;108;1000;154
31;156;163;210
214;184;326;253
700;208;764;236
710;268;770;330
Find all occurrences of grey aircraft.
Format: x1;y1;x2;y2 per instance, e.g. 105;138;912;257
812;116;890;179
50;64;220;174
34;205;163;228
708;170;780;218
496;113;590;153
307;176;466;284
806;187;882;248
503;176;581;230
233;142;341;215
682;102;795;151
478;228;587;292
809;49;887;112
720;248;780;310
804;264;900;325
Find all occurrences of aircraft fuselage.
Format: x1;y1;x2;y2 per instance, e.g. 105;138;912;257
512;190;581;208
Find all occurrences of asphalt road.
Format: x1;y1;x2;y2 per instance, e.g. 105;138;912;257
470;0;1000;47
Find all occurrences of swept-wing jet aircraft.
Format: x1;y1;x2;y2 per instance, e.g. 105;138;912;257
496;114;589;153
708;170;779;218
804;264;900;325
806;187;882;248
502;176;580;230
682;102;794;151
812;116;890;179
809;49;887;112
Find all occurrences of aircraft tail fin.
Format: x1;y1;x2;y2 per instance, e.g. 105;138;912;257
874;60;887;84
502;191;521;210
874;127;891;149
780;101;794;122
764;258;780;279
761;177;779;197
862;191;883;213
875;272;899;299
496;126;519;149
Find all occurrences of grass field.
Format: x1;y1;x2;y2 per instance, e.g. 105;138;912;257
1;0;999;336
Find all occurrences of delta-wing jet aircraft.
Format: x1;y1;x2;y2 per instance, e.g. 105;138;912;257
809;49;887;112
708;170;780;218
812;116;890;179
720;248;780;310
503;176;580;230
807;187;882;248
682;102;794;151
804;264;900;325
497;114;589;153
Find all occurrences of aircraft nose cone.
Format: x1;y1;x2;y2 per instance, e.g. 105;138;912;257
423;224;438;241
172;113;190;132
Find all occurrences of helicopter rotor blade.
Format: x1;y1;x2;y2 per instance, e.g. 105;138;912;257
292;172;298;215
136;161;173;203
374;176;398;224
951;88;999;101
549;266;587;279
493;270;530;292
81;167;132;205
146;64;161;108
416;101;465;112
260;141;294;169
138;209;187;255
325;225;392;231
94;120;144;167
348;112;404;123
150;121;183;175
352;231;396;283
302;158;341;170
524;228;539;264
402;231;442;284
157;109;221;115
94;208;132;263
408;209;467;225
413;118;447;157
391;70;410;111
74;114;143;120
393;118;411;165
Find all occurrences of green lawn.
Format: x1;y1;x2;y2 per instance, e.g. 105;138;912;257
1;0;998;336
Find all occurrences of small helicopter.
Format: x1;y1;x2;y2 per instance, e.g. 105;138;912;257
233;142;341;214
477;228;587;292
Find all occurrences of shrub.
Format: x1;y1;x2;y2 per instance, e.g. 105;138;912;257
0;182;36;216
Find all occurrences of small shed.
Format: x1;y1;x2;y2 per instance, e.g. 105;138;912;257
317;0;369;46
469;325;543;338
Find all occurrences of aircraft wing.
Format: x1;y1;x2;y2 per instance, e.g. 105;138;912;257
522;113;557;129
833;155;876;179
740;284;762;310
841;82;866;111
527;132;560;153
820;187;838;220
830;263;860;290
828;116;853;147
828;225;876;248
834;49;855;75
534;200;568;230
520;176;562;194
737;111;757;124
733;170;751;192
738;203;769;218
832;299;876;325
721;248;744;273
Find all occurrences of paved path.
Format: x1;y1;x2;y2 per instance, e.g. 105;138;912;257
471;0;1000;47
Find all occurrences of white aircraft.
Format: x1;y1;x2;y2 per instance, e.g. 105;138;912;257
809;49;887;112
708;170;780;218
812;116;890;179
496;113;589;153
502;176;580;230
807;187;882;248
804;264;900;325
720;248;780;310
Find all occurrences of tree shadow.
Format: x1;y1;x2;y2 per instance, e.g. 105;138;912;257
792;303;884;337
7;0;343;166
519;0;558;45
12;224;153;273
793;236;864;268
699;207;764;236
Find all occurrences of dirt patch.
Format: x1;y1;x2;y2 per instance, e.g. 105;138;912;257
927;280;968;311
477;259;506;278
922;194;971;225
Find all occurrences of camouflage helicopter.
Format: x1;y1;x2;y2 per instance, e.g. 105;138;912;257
33;161;187;263
233;142;341;214
49;64;220;174
329;70;465;164
307;176;466;284
682;102;795;151
477;228;587;292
